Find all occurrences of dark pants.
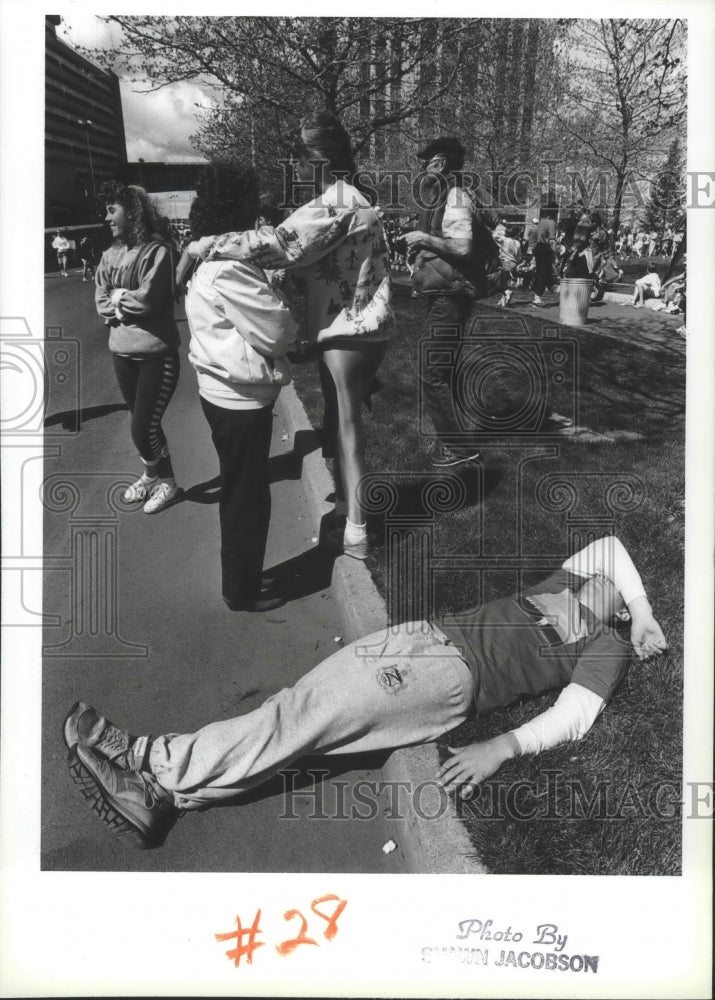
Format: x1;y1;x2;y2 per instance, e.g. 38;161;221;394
419;293;478;456
112;351;180;466
533;242;556;295
200;398;274;604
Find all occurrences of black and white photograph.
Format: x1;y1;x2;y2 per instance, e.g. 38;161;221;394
1;2;712;996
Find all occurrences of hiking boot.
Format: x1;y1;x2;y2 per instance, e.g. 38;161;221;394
431;445;481;469
63;701;148;770
68;744;179;849
143;480;182;514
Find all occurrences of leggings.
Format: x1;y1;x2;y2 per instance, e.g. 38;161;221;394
112;351;180;464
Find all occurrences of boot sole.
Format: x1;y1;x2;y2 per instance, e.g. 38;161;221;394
67;746;153;849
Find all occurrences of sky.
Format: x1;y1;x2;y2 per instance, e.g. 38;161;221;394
57;11;213;163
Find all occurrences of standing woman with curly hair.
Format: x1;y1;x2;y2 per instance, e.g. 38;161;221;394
187;113;393;559
95;182;182;514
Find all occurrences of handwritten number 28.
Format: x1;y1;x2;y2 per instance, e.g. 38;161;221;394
276;895;348;956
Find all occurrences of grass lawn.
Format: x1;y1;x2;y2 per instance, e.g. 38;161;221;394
292;283;685;876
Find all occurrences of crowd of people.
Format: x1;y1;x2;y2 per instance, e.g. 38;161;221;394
59;118;670;854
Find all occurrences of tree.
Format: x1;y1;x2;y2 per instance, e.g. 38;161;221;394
83;18;482;170
639;136;684;235
548;19;686;234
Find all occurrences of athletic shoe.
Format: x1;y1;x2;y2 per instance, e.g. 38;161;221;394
431;445;481;468
532;295;543;306
68;744;179;849
63;701;144;770
123;474;158;503
144;481;182;514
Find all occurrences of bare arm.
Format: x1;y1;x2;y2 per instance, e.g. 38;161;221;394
403;231;472;262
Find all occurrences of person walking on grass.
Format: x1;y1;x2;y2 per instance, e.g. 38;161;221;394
95;182;182;514
63;534;666;848
493;224;521;306
184;163;298;613
531;212;558;307
404;136;500;469
183;113;393;560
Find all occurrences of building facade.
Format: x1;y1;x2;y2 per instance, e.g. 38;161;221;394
45;15;127;229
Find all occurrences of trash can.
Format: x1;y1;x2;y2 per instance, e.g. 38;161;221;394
559;278;592;326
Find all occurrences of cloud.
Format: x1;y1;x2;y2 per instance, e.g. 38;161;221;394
57;12;214;163
120;81;215;162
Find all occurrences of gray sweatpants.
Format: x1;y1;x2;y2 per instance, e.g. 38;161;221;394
149;622;474;810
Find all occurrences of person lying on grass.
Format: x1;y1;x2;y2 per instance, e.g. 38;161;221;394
64;535;667;849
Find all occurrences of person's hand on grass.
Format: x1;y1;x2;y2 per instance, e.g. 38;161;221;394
628;597;667;660
438;733;519;799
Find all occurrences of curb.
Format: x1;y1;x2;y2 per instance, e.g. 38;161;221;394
277;382;485;874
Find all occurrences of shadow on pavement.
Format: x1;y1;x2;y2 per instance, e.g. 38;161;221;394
184;474;221;504
44;402;128;431
209;749;392;811
265;540;338;604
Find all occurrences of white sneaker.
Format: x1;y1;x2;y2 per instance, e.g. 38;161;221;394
123;475;157;503
143;481;181;514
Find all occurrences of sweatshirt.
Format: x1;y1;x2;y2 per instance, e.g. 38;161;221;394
186;258;297;409
95;242;180;355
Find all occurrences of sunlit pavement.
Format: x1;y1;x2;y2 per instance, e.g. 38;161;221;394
41;272;404;873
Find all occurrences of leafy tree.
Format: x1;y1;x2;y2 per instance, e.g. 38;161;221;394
548;19;686;234
639;136;684;235
83;16;483;191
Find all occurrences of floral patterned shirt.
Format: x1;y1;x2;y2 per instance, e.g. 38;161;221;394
198;182;394;344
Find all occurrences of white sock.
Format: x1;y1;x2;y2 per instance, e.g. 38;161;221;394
344;519;367;544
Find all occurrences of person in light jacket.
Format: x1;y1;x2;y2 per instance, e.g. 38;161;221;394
185;113;394;560
185;163;298;612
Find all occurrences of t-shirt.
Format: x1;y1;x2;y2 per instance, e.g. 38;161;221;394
537;218;557;244
439;569;630;714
